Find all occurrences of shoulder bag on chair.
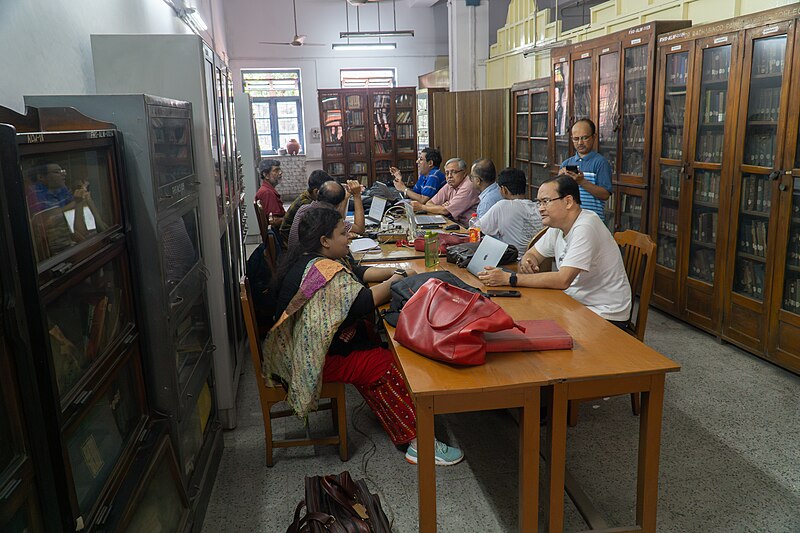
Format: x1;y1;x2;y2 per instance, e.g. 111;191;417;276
394;278;523;365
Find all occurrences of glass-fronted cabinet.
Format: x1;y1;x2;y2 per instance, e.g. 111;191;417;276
621;44;648;179
598;50;620;174
572;55;593;123
511;78;551;198
552;58;570;165
345;91;369;183
394;88;417;182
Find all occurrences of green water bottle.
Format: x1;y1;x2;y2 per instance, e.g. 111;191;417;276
424;231;439;268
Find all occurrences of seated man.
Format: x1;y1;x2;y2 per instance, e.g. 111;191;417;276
255;159;285;229
279;170;334;246
287;180;364;250
477;167;542;260
410;157;479;227
390;147;445;203
478;175;631;323
469;158;502;217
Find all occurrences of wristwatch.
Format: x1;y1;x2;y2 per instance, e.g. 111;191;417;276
394;269;408;278
509;272;518;287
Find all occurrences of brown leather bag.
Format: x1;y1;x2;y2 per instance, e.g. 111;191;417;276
287;472;391;533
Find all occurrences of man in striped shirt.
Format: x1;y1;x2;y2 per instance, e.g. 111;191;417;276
559;119;612;220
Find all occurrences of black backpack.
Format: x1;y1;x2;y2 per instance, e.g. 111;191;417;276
382;271;486;327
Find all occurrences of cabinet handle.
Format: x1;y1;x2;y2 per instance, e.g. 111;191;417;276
779;183;787;191
769;170;781;180
170;296;184;308
0;478;22;500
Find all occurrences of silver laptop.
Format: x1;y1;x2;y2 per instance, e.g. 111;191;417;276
365;196;387;225
467;236;510;276
415;213;447;225
372;181;402;202
402;201;419;238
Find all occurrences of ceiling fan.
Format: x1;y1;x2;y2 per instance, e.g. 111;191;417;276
259;0;325;47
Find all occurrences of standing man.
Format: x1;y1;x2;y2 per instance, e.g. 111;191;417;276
559;119;612;219
255;159;285;229
410;158;480;227
469;158;502;217
390;147;445;203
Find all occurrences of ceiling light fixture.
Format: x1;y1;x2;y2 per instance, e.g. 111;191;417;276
332;42;397;51
340;30;414;38
178;7;208;32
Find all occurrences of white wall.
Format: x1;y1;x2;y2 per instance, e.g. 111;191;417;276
223;0;449;164
0;0;228;112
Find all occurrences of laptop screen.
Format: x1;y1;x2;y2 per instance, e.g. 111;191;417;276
368;196;387;222
467;236;510;276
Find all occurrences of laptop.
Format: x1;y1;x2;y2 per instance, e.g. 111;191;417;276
400;199;448;227
402;201;419;237
372;181;403;202
467;236;510;276
365;196;387;226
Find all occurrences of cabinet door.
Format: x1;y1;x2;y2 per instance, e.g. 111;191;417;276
620;44;649;182
682;35;738;331
370;89;394;185
571;53;593;125
319;92;346;179
204;55;224;219
651;46;694;314
723;22;795;353
530;87;550;197
597;50;620;177
513;90;530;182
618;186;646;232
344;91;369;183
394;89;416;165
552;59;571;164
215;65;231;212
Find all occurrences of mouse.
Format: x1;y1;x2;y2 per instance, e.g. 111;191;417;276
445;223;460;230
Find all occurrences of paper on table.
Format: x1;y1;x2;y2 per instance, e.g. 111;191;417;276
349;238;381;253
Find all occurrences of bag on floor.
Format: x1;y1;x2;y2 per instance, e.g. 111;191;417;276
382;270;485;327
287;471;391;533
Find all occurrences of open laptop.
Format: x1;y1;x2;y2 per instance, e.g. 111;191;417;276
467;236;510;276
372;181;403;202
402;201;419;237
400;199;448;227
365;196;387;226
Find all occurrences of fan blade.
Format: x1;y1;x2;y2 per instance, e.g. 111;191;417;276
258;42;294;45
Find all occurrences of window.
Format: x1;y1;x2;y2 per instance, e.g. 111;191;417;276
340;68;397;88
242;69;304;155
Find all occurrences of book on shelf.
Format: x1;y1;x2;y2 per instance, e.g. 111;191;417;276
346;94;362;108
85;296;109;361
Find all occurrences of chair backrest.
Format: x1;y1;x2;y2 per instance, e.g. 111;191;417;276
527;227;554;272
254;199;270;243
240;276;270;391
614;230;656;341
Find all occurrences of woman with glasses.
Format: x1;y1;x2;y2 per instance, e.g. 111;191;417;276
558;119;612;219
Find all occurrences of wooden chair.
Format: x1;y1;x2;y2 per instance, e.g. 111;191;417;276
527;227;553;272
240;277;348;466
567;229;656;425
253;199;270;243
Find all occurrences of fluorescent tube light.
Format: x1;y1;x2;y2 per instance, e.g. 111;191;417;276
339;30;414;38
332;43;397;51
179;7;207;32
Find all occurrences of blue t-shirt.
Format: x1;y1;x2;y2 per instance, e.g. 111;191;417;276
412;167;446;199
476;182;502;218
30;181;74;212
560;151;612;218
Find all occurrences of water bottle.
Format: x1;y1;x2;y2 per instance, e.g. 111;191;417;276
468;214;481;242
424;231;439;268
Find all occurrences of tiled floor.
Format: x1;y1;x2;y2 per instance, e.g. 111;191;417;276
201;309;800;532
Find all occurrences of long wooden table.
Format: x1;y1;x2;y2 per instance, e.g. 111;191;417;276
380;259;680;532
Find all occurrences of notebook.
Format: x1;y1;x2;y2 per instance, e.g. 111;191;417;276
365;196;387;225
484;320;574;352
466;236;510;276
349;238;381;253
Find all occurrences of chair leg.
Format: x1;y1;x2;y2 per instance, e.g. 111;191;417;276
335;385;349;461
567;400;579;427
630;392;641;416
264;401;275;467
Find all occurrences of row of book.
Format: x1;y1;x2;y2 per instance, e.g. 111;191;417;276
701;48;731;82
517;122;529;136
373;141;393;154
692;211;718;244
735;258;765;300
324;127;343;144
531;116;548;137
599;149;616;172
744;134;777;168
397;142;415;154
531;93;548;112
623;81;648;115
347;129;366;142
657;240;677;269
350;162;368;174
346;110;365;126
738;219;769;258
786;232;800;266
396;111;413;123
397;159;415;171
516;95;529;113
395;93;413;107
323;110;342;127
531;143;548;163
321;96;340;111
327;163;345;175
783;276;800;313
622;116;646;145
372;111;390;126
396;125;414;139
574;90;591;119
747;87;782;122
667;53;689;85
689;248;716;283
661;133;684;160
347;95;363;109
664;93;687;126
621;194;643;216
624;48;648;77
740;174;773;212
753;44;786;76
373;94;391;108
516;140;529;161
660;167;681;199
694;171;721;203
621;149;643;175
373;124;392;141
701;89;727;123
348;143;365;156
696;132;725;163
659;205;680;234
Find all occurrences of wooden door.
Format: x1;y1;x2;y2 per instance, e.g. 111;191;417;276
650;42;696;315
479;89;507;167
722;21;796;354
680;33;741;334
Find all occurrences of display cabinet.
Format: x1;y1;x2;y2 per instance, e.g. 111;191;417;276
550;21;691;231
416;87;446;152
319;87;417;185
90;35;245;447
511;78;551;198
0;106;153;531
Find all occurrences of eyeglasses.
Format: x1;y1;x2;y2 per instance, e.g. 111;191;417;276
48;168;67;175
571;134;594;143
444;169;466;177
533;196;566;207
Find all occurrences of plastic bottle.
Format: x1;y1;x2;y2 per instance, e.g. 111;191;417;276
468;213;481;242
424;230;439;268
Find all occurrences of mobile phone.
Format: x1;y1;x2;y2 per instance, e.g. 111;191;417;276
565;164;579;172
487;290;521;297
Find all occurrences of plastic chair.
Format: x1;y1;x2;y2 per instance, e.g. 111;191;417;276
240;277;348;466
568;229;656;425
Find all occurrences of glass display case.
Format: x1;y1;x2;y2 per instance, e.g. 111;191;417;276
346;91;369;183
621;45;648;178
572;56;592;123
552;59;570;165
320;92;346;179
598;50;620;173
511;78;551;198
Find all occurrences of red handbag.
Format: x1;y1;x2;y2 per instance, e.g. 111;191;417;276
394;278;522;365
413;233;468;254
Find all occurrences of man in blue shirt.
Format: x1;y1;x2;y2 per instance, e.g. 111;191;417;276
390;147;445;203
469;158;502;217
559;119;612;218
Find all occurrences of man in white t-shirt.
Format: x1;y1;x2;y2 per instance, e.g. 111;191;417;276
478;167;542;260
478;175;631;322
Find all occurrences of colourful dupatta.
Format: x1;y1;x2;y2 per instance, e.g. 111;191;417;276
261;257;364;417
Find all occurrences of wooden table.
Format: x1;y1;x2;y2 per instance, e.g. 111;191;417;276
381;259;680;532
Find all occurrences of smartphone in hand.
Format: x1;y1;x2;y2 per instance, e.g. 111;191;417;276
564;164;579;172
487;290;521;297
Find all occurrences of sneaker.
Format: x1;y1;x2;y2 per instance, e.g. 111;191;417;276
405;439;464;466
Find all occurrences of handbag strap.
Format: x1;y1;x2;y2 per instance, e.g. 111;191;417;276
320;476;372;533
286;500;339;533
424;281;482;329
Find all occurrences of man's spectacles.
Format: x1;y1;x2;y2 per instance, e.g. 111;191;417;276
533;196;566;207
48;168;67;175
571;134;594;143
445;169;466;177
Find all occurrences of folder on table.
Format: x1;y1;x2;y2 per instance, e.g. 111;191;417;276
484;320;573;352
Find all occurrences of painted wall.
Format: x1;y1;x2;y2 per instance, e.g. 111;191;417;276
0;0;228;112
222;0;449;165
485;0;800;88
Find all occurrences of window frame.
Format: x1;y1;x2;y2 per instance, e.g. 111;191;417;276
242;69;305;156
340;68;397;88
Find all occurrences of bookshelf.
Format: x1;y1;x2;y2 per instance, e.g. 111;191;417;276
318;87;417;186
511;78;551;199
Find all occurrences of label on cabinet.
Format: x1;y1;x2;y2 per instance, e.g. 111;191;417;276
671;45;682;51
714;37;729;44
631;38;642;45
763;26;779;35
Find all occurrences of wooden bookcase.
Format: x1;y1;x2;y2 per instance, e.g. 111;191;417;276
650;4;800;375
511;78;551;199
318;87;417;186
416;87;446;152
549;20;691;233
